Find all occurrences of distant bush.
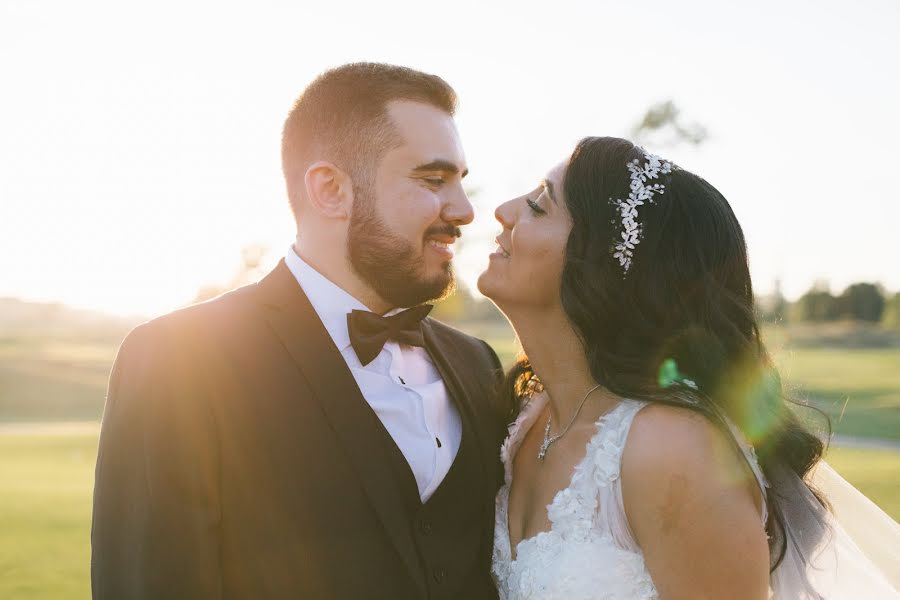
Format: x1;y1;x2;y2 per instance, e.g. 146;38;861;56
792;282;888;324
883;293;900;329
838;283;885;322
795;289;841;321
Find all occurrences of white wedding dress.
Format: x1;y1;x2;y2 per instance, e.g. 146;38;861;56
492;393;900;599
493;396;678;599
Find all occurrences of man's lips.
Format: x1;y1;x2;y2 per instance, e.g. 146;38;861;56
427;234;457;245
424;225;461;258
425;234;456;258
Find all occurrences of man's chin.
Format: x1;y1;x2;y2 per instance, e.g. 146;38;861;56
421;268;456;303
372;271;454;308
421;273;455;304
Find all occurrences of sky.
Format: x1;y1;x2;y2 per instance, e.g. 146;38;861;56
1;0;898;317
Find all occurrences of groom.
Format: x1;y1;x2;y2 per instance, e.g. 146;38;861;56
91;63;506;599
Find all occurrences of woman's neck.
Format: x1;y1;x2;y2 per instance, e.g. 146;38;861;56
509;304;615;428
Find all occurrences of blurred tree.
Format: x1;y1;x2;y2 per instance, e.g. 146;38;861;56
795;281;840;322
882;293;900;329
758;278;788;323
838;283;885;322
770;278;788;322
431;286;466;320
631;100;708;148
431;280;508;325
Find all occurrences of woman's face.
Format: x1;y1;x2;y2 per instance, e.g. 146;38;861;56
478;160;572;311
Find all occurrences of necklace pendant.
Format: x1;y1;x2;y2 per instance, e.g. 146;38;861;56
538;438;550;461
538;418;553;461
535;383;603;462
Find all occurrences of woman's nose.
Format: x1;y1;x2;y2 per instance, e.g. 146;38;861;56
495;198;516;229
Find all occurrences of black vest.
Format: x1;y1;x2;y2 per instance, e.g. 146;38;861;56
385;402;495;600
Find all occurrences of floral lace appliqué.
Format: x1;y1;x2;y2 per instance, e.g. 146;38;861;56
493;398;660;600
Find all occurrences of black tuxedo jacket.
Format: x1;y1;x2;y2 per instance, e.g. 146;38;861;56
91;260;507;599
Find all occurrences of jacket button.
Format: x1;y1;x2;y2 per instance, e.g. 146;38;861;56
432;567;445;583
420;518;432;535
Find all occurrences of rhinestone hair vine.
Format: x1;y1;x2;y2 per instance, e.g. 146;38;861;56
610;150;674;274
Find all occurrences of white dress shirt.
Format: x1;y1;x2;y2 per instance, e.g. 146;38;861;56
285;248;462;502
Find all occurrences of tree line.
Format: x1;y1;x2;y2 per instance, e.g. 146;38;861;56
760;281;900;327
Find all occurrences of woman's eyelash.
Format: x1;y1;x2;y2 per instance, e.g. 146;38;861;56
526;198;546;215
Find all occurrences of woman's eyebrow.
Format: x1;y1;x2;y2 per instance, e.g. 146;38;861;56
542;179;557;205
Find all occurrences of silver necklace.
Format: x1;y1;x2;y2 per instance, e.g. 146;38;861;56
538;383;603;461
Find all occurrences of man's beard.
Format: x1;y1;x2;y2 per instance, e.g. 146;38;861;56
347;191;459;309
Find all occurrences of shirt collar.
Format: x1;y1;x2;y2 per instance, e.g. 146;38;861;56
284;247;406;352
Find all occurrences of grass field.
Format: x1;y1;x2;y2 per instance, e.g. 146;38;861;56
0;336;119;422
0;319;898;598
2;322;899;441
466;323;900;441
771;347;900;441
0;429;97;600
0;428;896;600
825;446;900;518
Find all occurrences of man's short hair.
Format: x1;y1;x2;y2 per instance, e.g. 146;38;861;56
281;62;458;218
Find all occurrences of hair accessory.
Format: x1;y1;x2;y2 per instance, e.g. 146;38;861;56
610;150;673;274
657;358;697;390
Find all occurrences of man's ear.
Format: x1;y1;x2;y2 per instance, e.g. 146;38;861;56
304;161;354;219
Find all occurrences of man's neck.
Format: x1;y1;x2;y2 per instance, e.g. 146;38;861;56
291;242;393;314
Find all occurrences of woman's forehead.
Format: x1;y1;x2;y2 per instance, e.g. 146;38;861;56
542;160;568;200
546;160;567;185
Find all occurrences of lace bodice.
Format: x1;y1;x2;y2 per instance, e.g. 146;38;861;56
493;396;658;599
492;394;769;600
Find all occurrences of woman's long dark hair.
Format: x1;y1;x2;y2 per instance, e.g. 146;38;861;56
500;137;827;570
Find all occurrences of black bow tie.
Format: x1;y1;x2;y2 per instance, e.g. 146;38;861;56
347;304;433;366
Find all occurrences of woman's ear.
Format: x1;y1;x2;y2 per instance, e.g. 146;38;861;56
303;161;354;220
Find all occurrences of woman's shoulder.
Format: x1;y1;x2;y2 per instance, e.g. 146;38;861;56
620;402;765;537
622;403;753;491
617;403;770;595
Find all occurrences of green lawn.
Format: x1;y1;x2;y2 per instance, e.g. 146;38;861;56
0;430;97;600
824;446;900;519
462;321;900;442
771;348;900;441
2;326;899;442
0;336;118;422
0;428;895;600
0;323;898;598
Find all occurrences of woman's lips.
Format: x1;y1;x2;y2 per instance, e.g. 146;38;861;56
491;237;510;259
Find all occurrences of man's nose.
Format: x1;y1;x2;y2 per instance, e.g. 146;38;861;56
442;183;475;226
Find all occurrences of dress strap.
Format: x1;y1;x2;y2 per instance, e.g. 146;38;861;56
499;392;550;486
722;417;769;524
589;399;649;553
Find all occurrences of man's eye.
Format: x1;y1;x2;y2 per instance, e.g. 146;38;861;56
424;177;445;186
526;198;546;215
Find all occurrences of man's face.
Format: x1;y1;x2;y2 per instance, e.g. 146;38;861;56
348;100;473;308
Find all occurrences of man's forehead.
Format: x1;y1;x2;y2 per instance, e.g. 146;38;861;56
386;100;466;170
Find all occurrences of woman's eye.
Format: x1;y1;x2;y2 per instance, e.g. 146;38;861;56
526;198;546;215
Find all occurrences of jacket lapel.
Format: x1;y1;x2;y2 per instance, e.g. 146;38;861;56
421;320;489;497
255;261;427;596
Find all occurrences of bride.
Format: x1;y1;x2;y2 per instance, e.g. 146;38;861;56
478;137;899;599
